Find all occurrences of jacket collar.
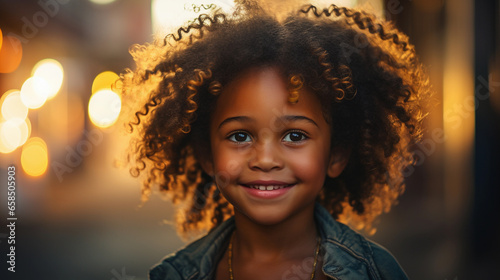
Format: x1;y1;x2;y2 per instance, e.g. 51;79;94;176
168;203;381;280
314;203;382;279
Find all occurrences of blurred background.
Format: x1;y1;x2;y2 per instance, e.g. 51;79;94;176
0;0;498;279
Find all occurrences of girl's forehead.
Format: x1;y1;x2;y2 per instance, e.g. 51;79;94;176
223;67;287;97
211;66;327;128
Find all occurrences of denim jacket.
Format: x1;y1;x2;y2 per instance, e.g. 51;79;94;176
150;203;408;280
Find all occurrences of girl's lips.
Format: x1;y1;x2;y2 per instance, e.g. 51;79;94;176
240;182;295;199
242;180;294;186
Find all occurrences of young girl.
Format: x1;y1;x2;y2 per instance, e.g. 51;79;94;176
121;1;429;279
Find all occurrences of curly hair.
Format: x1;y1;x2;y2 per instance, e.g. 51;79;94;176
120;1;430;238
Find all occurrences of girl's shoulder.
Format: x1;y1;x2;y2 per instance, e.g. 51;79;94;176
368;241;409;279
315;203;408;279
149;217;235;280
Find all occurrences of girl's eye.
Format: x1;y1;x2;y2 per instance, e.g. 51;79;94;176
283;131;307;142
228;132;251;143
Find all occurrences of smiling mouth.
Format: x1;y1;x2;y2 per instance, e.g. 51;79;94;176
242;184;294;191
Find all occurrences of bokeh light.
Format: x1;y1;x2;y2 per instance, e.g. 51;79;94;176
92;71;119;94
0;36;23;73
19;118;31;147
0;120;21;153
88;89;122;128
1;90;28;121
0;138;16;154
0;118;32;154
21;137;49;177
20;76;50;109
32;59;64;100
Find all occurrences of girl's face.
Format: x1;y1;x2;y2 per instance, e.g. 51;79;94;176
206;66;346;225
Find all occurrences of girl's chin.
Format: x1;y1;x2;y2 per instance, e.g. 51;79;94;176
235;205;294;226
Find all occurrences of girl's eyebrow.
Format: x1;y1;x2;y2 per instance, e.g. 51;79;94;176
217;115;318;129
218;116;252;129
281;115;319;127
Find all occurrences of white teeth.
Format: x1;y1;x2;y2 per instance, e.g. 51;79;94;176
248;185;286;190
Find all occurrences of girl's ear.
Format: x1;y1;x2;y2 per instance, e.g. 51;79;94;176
327;147;350;178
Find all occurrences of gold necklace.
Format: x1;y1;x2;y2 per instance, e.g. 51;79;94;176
228;233;321;280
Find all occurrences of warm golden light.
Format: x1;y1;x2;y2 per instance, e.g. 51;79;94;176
0;137;16;154
0;27;3;52
21;137;49;177
150;0;361;36
314;0;359;8
92;71;119;95
67;94;86;144
0;118;31;154
88;89;122;128
0;36;23;73
1;90;28;121
19;118;31;148
89;0;117;4
20;76;50;109
0;120;21;153
32;59;64;100
151;0;234;35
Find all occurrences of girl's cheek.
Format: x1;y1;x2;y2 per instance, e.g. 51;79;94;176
214;150;243;178
225;159;243;177
288;149;328;180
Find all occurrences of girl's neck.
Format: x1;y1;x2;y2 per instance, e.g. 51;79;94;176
232;204;318;261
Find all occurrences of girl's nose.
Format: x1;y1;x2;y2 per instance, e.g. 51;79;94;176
248;141;283;172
